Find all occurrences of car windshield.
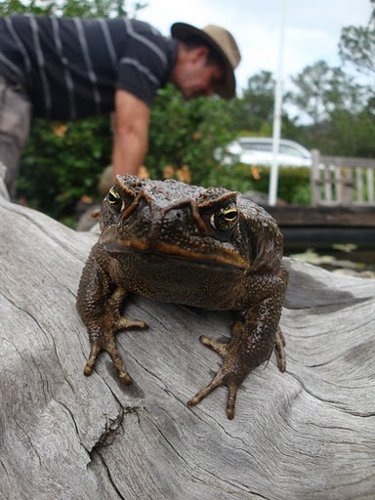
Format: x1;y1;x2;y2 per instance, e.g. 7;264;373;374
239;139;309;159
279;144;306;158
240;141;272;152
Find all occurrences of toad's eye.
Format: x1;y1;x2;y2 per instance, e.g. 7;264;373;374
107;187;124;212
210;203;238;231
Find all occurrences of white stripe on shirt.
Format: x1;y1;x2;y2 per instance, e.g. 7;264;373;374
5;17;32;74
98;18;118;71
27;14;52;115
123;18;167;68
50;16;77;120
73;17;102;115
119;57;160;86
0;52;23;78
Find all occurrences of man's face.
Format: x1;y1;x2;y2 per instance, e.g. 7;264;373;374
173;47;223;99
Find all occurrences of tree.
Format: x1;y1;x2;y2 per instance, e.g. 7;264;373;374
328;107;375;157
230;70;298;140
0;0;131;17
339;25;375;81
287;60;365;126
231;71;275;132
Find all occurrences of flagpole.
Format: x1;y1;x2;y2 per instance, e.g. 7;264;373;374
268;0;287;206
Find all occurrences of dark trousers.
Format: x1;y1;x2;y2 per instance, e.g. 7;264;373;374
0;77;31;199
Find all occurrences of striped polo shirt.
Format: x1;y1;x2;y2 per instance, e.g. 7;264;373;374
0;15;177;120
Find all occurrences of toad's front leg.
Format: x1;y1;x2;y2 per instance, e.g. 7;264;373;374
188;269;287;419
77;244;147;384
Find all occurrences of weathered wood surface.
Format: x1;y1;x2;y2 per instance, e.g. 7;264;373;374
266;205;375;227
311;151;375;207
264;205;375;249
1;192;375;500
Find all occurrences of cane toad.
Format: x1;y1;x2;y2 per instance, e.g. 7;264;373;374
77;175;288;419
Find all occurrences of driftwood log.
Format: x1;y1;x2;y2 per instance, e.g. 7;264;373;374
0;187;374;499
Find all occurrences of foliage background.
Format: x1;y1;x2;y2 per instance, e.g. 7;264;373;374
1;1;374;223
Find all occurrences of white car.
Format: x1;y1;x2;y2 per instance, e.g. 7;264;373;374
217;137;312;167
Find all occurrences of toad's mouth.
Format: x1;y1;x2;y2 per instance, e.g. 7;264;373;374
101;238;248;270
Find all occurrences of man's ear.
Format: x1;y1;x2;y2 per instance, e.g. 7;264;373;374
190;45;209;62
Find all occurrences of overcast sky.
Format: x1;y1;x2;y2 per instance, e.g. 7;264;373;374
138;0;373;94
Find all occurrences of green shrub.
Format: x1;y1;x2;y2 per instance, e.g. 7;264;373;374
18;117;112;219
249;166;311;204
146;85;235;185
201;163;311;204
17;86;235;221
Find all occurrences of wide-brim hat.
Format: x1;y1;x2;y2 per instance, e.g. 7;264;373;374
171;22;241;99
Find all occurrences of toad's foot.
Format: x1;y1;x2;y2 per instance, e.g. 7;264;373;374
84;315;147;384
187;336;248;420
188;331;286;420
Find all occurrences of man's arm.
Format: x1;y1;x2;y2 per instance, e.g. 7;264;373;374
112;89;150;176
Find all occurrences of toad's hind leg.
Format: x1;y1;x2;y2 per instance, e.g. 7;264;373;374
188;326;285;420
274;327;286;372
188;271;288;420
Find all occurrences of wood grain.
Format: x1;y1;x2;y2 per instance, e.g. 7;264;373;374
265;205;375;227
0;194;374;500
311;151;375;206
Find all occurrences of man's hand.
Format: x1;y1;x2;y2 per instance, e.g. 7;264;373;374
112;90;150;176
